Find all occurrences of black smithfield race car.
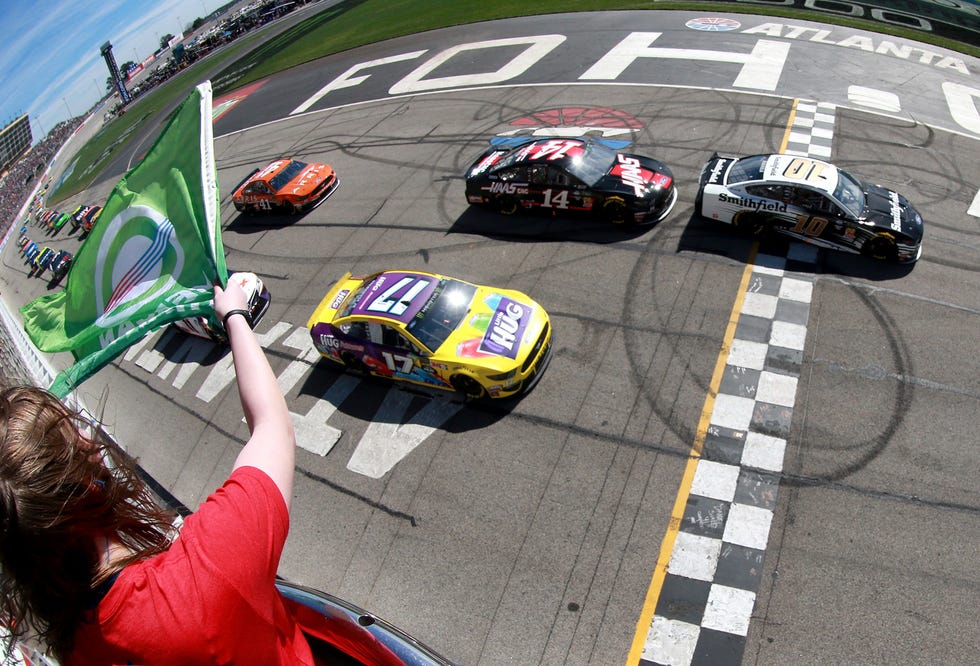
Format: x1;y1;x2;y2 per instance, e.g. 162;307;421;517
465;136;676;225
696;153;924;263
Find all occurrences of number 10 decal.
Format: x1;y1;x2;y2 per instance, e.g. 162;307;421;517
791;214;829;236
782;158;829;183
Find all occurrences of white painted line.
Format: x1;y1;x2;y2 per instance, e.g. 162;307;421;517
691;460;741;502
292;374;358;457
848;85;901;113
644;616;700;665
770;321;808;350
668;531;723;581
711;394;757;431
722;503;774;550
779;277;813;303
742;292;778;318
728;339;769;371
755;371;799;408
969;189;980;217
348;391;462;478
702;584;756;635
741;432;787;472
808;143;833;158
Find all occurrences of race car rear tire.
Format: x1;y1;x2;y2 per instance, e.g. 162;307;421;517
733;211;767;237
863;232;898;261
494;194;519;216
602;198;630;225
451;374;487;399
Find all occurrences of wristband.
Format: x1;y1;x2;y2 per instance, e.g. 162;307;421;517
222;309;252;329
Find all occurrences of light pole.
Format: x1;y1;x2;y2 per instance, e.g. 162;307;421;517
62;97;73;119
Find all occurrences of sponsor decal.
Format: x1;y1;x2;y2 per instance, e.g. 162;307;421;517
888;190;903;231
212;79;268;123
471;152;504;175
719;192;788;213
330;289;350;310
487;182;528;195
480;297;531;359
518;139;587;162
687;17;741;32
95;206;183;328
708;159;727;184
612;155;652;197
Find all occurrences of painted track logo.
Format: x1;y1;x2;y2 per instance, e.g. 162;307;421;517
686;17;742;31
95;205;184;328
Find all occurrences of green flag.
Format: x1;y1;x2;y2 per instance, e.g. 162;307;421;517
21;81;227;398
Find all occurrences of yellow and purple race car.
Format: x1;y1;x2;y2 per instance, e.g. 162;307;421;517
308;270;552;399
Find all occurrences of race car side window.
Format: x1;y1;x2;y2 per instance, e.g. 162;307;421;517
246;182;270;194
745;184;782;199
340;320;368;340
548;167;572;187
530;165;548;184
498;167;526;182
380;325;417;352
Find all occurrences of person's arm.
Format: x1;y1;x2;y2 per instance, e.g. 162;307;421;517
213;281;295;510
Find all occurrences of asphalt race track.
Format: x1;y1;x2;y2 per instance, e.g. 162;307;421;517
1;10;978;666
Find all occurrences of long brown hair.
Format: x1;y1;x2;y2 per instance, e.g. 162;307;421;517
0;386;177;658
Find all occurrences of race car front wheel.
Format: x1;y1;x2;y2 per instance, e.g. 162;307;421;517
494;194;519;216
602;198;630;225
733;211;767;237
863;232;898;261
451;374;487;399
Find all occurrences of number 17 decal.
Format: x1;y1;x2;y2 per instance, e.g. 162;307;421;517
367;277;432;316
381;352;414;373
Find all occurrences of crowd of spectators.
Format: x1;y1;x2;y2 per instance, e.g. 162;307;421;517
0;118;82;240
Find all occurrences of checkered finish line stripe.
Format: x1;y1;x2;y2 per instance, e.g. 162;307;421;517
638;101;837;665
639;255;813;666
783;101;836;159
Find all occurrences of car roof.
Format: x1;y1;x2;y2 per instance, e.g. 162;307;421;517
343;270;445;326
734;154;842;194
502;137;592;168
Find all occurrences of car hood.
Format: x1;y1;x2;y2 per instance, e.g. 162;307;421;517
283;163;334;195
438;286;549;370
861;183;924;241
595;154;673;198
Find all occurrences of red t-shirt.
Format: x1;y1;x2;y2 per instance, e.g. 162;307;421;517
69;466;314;665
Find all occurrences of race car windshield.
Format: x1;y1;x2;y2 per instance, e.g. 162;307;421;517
832;169;866;217
269;160;308;190
726;155;767;185
407;279;477;352
564;142;619;186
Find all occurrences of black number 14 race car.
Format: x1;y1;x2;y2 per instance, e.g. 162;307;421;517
465;137;676;226
696;153;924;263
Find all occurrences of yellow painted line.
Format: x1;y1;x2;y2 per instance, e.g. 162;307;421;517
625;245;757;665
626;101;801;664
778;99;800;155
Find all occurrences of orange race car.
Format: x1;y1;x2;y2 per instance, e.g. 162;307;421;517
232;158;339;214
